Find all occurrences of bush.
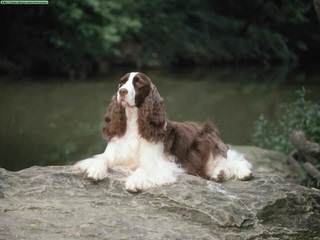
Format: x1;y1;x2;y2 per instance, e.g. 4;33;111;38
252;89;320;187
252;88;320;153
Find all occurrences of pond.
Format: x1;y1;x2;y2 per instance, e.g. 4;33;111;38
0;66;319;171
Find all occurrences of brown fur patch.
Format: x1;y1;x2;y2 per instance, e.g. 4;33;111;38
102;96;127;140
164;121;228;177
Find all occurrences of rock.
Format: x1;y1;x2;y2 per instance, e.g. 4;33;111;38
234;146;295;177
0;146;319;240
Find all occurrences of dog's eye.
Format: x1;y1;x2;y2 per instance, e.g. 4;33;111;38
134;77;145;88
118;80;126;88
118;76;129;88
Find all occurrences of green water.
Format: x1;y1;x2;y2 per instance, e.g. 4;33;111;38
0;66;319;171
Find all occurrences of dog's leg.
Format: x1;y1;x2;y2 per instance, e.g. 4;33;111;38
207;154;233;182
125;140;182;192
207;150;253;181
226;149;253;180
73;141;116;180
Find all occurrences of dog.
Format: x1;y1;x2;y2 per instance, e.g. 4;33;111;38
74;72;253;192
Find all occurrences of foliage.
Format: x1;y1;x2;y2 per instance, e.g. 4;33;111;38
252;88;320;153
0;0;319;75
49;1;141;71
252;88;320;188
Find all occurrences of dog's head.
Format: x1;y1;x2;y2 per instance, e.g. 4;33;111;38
117;72;153;108
115;72;166;141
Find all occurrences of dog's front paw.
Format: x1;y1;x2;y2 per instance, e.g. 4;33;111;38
86;165;108;180
125;168;177;192
74;157;108;180
125;168;152;192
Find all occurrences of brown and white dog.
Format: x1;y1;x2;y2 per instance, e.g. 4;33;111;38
74;72;252;192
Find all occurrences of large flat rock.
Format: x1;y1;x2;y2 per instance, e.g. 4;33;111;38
0;146;319;240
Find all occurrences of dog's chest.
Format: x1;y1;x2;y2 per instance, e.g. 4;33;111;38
109;108;142;168
118;117;141;155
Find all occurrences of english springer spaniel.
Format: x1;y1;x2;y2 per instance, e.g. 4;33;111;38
74;72;252;192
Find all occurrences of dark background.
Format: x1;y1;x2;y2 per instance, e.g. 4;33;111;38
0;0;319;77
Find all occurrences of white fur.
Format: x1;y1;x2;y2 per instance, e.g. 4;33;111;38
117;72;138;107
208;149;252;181
74;104;182;192
125;138;183;192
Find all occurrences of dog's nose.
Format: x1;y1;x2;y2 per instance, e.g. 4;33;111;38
119;88;128;97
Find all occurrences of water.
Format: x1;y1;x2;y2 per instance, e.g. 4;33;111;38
0;66;319;171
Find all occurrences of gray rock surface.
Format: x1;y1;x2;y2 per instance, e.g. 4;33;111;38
0;146;320;240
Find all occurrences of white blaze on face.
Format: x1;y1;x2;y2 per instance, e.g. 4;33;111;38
117;72;138;107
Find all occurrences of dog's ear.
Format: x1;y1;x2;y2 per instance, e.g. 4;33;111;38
102;96;126;140
149;86;166;126
137;81;167;141
140;84;166;127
